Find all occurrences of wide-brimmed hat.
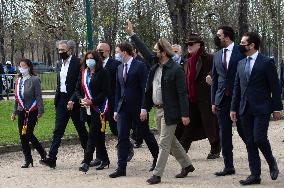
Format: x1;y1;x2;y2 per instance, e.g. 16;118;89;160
158;37;174;57
185;34;204;46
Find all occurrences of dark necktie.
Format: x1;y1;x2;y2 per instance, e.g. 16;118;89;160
123;63;128;82
244;57;252;81
223;48;228;71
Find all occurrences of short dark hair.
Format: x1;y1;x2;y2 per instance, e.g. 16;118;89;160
218;26;235;41
117;42;134;56
243;32;261;50
18;58;36;76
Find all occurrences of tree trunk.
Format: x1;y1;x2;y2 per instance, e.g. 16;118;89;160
0;0;5;63
267;1;279;73
238;0;249;39
165;0;192;45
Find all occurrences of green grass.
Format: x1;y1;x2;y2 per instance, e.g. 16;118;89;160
0;99;155;146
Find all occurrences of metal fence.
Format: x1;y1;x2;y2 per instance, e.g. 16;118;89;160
1;72;57;100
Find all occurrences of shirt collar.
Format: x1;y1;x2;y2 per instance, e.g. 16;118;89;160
104;57;109;64
125;57;133;66
62;55;72;65
224;42;234;52
248;50;259;61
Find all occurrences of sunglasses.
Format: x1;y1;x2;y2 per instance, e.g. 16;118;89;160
187;42;197;46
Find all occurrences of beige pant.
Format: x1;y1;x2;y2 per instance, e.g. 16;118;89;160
153;108;192;177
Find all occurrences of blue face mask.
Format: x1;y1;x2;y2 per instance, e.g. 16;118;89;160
115;53;122;62
86;59;96;69
172;53;180;63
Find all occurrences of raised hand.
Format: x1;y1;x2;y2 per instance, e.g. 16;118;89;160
125;19;134;36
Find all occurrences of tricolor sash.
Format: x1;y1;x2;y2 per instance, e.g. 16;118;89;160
81;69;108;132
15;77;37;135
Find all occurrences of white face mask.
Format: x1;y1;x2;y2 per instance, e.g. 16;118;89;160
115;53;123;62
19;67;29;76
172;53;180;62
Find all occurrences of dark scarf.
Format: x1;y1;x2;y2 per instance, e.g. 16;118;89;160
186;49;201;103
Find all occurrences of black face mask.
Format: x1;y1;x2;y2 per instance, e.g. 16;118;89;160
239;44;250;54
99;52;105;59
214;36;221;48
152;52;159;63
59;51;69;60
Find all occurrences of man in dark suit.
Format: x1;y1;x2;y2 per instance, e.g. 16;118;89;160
97;42;121;136
40;40;88;168
211;26;246;176
230;32;282;185
109;42;158;178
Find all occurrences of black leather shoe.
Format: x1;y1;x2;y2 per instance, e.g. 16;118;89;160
239;175;261;185
89;159;101;167
149;158;157;172
127;147;134;162
96;161;110;170
214;168;235;176
146;175;161;185
175;164;195;178
39;157;56;169
270;158;279;180
207;152;220;159
109;169;126;178
79;163;89;173
21;159;33;168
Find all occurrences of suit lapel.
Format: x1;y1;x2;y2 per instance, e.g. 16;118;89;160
217;50;226;73
118;64;124;87
104;59;110;70
238;59;248;85
248;54;261;83
195;57;202;79
125;60;135;85
66;57;74;83
227;46;237;74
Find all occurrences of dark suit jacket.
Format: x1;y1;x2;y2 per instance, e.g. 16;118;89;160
115;59;147;113
231;53;283;115
211;45;245;106
74;67;110;120
54;56;81;107
104;58;121;97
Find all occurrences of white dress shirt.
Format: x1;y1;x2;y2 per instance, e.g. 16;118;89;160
103;57;109;68
247;50;259;74
122;57;133;76
222;42;234;69
60;55;72;93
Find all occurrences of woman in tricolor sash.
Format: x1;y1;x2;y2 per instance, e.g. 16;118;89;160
73;51;110;173
11;59;46;168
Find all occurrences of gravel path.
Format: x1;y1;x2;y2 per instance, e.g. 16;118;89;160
1;120;284;188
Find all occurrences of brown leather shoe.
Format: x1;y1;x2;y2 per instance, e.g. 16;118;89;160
175;165;195;178
146;175;161;184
